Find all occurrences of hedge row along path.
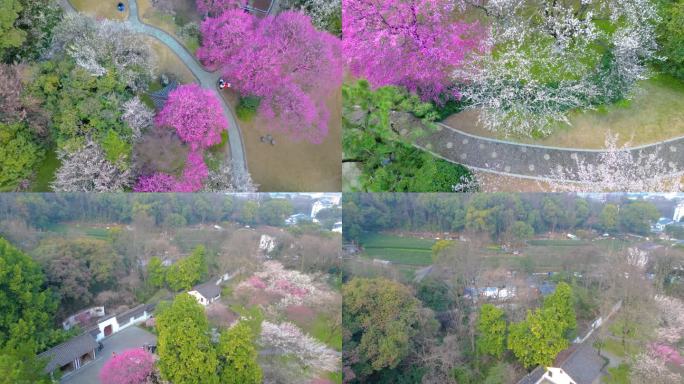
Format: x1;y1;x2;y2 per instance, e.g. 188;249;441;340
59;0;249;176
391;112;684;183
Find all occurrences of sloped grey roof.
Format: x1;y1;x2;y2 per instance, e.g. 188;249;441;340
38;333;98;372
149;80;178;110
517;367;545;384
115;304;150;325
191;279;221;300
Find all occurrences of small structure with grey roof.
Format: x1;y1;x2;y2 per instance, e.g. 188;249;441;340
188;274;232;306
38;333;98;376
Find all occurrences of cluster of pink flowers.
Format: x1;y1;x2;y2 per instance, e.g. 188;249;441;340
135;84;225;192
238;261;333;308
134;151;209;192
197;10;342;144
343;0;484;101
99;348;155;384
650;344;684;366
260;321;340;372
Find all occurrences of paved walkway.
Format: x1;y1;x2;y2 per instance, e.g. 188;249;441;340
391;112;684;182
61;326;157;384
60;0;248;175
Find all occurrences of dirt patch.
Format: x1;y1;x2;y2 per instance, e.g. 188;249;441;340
223;89;342;192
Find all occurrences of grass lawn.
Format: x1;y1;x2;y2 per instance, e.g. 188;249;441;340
70;0;129;20
143;37;196;84
603;338;641;358
363;248;433;265
360;233;437;249
236;88;342;191
359;233;435;266
137;0;201;53
29;148;60;192
308;314;342;351
445;75;684;148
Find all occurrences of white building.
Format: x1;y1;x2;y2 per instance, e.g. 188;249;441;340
674;202;684;222
91;304;153;342
188;274;232;306
332;221;342;233
536;367;577;384
311;199;337;219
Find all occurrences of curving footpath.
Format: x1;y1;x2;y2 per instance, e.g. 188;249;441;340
391;112;684;182
59;0;248;175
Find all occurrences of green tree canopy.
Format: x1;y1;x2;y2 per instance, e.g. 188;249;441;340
0;237;58;350
618;201;660;235
0;341;51;384
166;245;208;291
157;293;219;384
476;304;507;359
657;0;684;80
147;256;165;288
507;307;568;368
216;322;262;384
0;0;26;53
258;199;294;226
343;277;422;379
0;122;43;190
599;204;619;233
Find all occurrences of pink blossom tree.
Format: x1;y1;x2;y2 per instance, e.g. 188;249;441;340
342;0;484;101
134;151;209;192
98;348;155;384
197;10;343;143
155;84;227;151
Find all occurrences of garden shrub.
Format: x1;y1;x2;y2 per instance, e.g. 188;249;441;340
236;96;261;122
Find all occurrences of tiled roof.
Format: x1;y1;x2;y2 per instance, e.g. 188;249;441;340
115;304;150;325
148;81;178;110
191;278;221;300
38;333;98;372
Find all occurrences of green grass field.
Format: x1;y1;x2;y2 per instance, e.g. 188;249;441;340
357;234;631;275
359;234;436;266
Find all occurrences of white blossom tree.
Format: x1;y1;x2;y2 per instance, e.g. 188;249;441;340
546;133;682;192
202;161;258;192
631;351;683;384
52;140;132;192
288;0;341;34
260;321;340;373
455;0;660;136
121;96;155;141
50;13;156;91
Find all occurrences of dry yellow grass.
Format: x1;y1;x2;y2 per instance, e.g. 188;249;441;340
70;0;129;20
447;77;684;149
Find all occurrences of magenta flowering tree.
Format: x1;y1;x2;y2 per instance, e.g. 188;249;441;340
197;10;343;143
343;0;484;101
155;84;227;151
134;151;209;192
98;348;155;384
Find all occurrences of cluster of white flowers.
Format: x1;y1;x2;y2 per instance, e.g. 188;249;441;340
121;97;155;142
50;13;156;91
654;295;684;344
290;0;341;33
547;133;682;192
237;261;334;308
52;140;132;192
260;321;340;372
455;0;660;137
631;350;683;384
202;161;258;193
